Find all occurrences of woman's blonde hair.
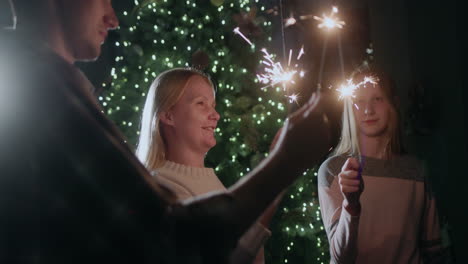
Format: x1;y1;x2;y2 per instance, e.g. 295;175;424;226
332;67;402;158
136;68;214;170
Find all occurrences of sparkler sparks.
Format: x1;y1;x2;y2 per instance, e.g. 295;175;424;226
297;45;305;60
233;27;305;104
256;48;304;93
336;76;378;100
312;6;345;30
284;16;297;27
257;48;297;89
286;93;300;104
233;27;254;46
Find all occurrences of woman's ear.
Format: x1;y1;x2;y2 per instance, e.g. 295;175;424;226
159;111;175;126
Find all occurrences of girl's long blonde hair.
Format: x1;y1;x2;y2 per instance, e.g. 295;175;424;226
332;68;403;158
136;68;213;170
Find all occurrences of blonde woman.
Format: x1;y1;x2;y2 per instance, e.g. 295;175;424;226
137;68;280;263
318;68;447;263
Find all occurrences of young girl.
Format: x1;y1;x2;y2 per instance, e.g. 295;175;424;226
318;68;446;263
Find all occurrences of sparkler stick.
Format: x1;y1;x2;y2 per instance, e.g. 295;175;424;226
233;27;254;47
314;6;345;92
337;75;379;179
337;34;345;79
279;0;287;61
358;156;365;180
297;46;305;60
288;49;293;66
317;35;329;92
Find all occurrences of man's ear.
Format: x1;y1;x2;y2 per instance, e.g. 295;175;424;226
159;111;175;126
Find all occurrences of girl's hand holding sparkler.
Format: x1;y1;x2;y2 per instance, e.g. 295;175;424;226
338;157;364;216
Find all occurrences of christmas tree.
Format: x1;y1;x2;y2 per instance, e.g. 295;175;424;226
100;0;329;262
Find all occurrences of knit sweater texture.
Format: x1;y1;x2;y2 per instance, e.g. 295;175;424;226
152;161;271;262
318;155;444;264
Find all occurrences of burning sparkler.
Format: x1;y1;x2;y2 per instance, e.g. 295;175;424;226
310;6;346;91
233;27;305;103
336;76;379;100
312;6;345;30
256;48;301;90
284;15;297;27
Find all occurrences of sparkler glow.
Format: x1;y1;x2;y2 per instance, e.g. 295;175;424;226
233;27;305;103
286;93;300;104
336;76;378;100
297;45;305;60
312;6;345;30
257;48;298;89
284;16;297;27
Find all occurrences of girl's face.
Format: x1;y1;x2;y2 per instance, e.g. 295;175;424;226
164;75;220;154
352;82;392;139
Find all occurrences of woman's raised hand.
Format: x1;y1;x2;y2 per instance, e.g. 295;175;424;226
271;91;339;173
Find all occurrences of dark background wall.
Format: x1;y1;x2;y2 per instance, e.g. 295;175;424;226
368;0;466;260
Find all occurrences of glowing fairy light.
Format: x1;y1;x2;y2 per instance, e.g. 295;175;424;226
336;76;378;100
233;27;305;104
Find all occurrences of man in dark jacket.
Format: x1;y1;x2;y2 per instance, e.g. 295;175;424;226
0;0;334;263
